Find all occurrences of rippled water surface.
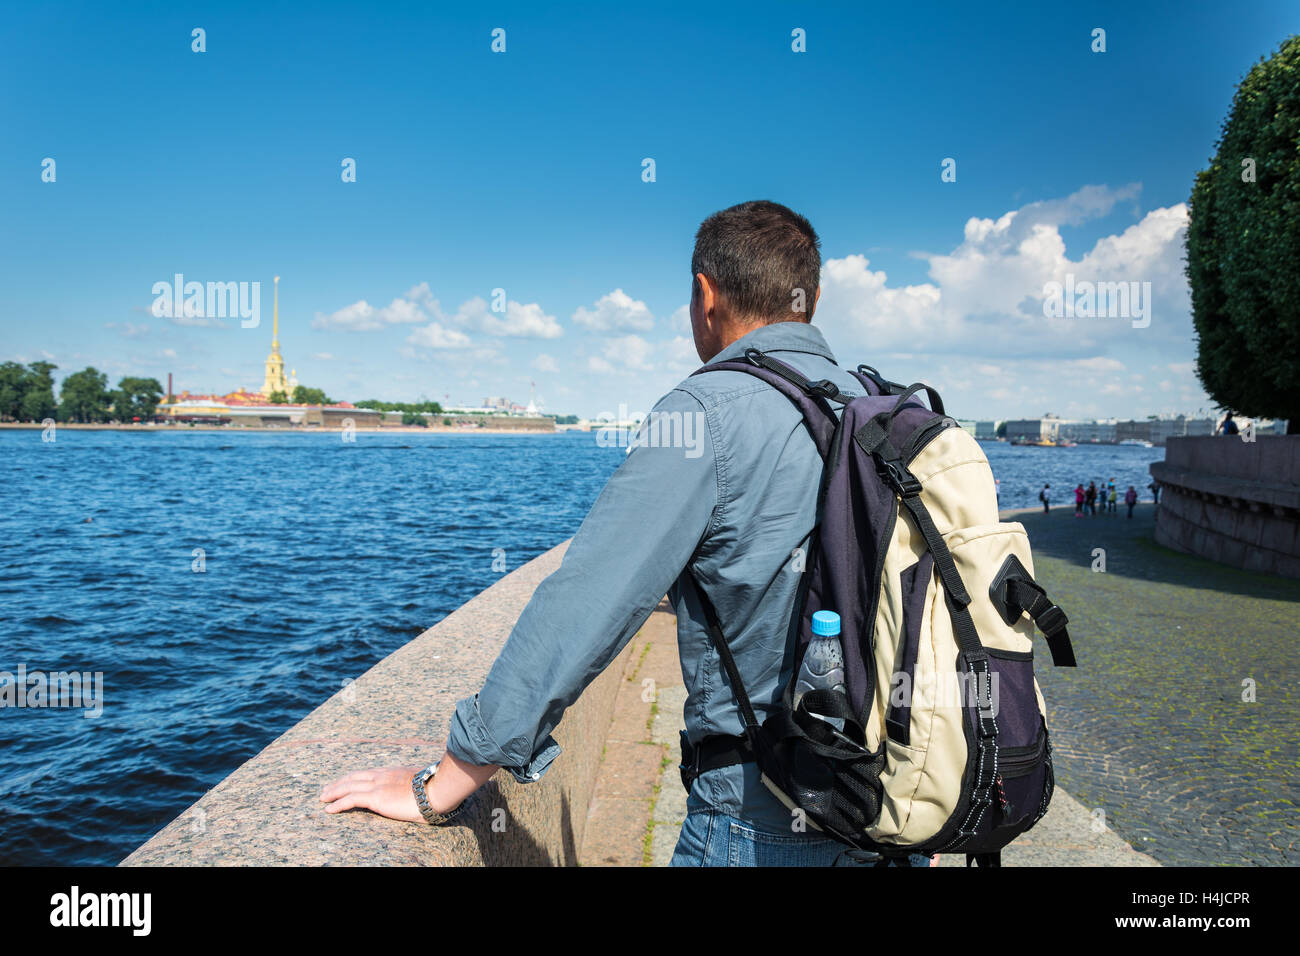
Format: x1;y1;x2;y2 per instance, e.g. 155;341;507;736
0;430;625;865
0;427;1162;864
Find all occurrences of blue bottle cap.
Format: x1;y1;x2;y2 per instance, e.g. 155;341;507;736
811;610;841;636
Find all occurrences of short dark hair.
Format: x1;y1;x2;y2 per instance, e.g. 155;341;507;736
691;200;821;323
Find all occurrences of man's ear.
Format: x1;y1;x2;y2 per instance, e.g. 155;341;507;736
695;272;718;323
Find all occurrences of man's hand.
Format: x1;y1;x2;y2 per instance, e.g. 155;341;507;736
320;752;499;824
319;765;429;823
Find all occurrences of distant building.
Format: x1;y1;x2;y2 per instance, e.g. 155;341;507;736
1059;419;1118;443
955;420;1000;440
155;276;380;428
1148;416;1215;445
260;277;292;397
1003;417;1061;442
155;391;381;428
446;389;549;418
1115;420;1152;443
1113;416;1216;446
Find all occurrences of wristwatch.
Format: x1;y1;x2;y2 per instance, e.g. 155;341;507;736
411;761;468;826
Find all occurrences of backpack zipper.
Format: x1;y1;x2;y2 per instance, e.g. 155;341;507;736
998;730;1048;778
902;415;956;464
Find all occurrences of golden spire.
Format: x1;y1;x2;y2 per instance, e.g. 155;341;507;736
260;274;289;398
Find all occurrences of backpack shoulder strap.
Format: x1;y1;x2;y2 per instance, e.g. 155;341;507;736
689;347;844;459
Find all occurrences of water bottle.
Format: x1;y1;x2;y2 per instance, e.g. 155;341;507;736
795;610;847;731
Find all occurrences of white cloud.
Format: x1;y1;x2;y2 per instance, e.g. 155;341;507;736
572;289;655;332
451;296;563;339
600;335;656;371
663;335;701;372
406;322;472;350
492;301;563;339
313;284;437;331
313;282;562;342
532;354;559;373
816;184;1189;360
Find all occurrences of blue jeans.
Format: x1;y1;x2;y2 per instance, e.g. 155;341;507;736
669;799;933;867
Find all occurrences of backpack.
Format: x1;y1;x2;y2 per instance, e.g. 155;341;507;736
680;348;1077;866
1038;488;1046;503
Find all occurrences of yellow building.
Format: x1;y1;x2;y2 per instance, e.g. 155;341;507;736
260;275;291;398
154;274;381;428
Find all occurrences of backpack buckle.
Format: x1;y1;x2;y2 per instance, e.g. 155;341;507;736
678;730;700;791
807;379;840;399
1036;604;1068;636
879;458;922;498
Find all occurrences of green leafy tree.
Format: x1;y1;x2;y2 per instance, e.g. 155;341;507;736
401;411;427;426
114;376;164;421
1186;35;1300;431
355;398;444;414
267;390;288;404
20;361;58;422
995;421;1008;439
0;361;26;421
58;367;112;423
292;385;331;405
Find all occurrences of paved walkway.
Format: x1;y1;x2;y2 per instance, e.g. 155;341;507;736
581;600;1160;867
582;502;1299;866
1012;502;1298;865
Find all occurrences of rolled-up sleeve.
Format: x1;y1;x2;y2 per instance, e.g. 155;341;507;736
444;388;718;782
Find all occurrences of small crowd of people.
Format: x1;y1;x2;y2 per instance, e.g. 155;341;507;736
1037;479;1158;519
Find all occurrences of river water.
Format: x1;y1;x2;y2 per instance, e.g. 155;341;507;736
0;429;1163;864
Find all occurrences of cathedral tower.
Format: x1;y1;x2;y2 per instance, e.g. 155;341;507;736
261;275;290;398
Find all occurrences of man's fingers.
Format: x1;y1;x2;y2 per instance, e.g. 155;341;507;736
322;792;368;814
319;770;380;801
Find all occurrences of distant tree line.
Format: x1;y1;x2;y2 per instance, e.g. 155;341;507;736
269;386;333;405
354;399;445;415
0;361;165;423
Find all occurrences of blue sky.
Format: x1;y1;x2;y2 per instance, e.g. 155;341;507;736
3;1;1296;419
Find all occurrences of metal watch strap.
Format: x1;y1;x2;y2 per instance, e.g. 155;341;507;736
411;762;467;826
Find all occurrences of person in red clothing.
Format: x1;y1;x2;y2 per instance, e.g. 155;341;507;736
1074;483;1085;516
1125;485;1138;518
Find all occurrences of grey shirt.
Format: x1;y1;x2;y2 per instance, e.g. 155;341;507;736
445;320;865;828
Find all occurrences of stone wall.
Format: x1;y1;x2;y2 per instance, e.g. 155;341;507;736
1150;435;1300;579
122;539;633;866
